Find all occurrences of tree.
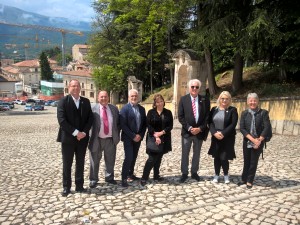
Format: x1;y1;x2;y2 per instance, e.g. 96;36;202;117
39;51;53;81
89;0;188;94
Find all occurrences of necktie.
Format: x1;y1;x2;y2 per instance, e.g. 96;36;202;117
192;98;196;119
102;106;109;135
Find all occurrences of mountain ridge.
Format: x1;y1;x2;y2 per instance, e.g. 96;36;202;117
0;4;90;61
0;3;91;31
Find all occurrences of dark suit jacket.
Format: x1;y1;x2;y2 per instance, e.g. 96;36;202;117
178;94;210;139
57;95;93;144
240;108;271;141
208;106;238;159
88;103;120;152
120;103;147;142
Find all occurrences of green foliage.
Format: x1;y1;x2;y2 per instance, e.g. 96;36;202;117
39;51;53;81
92;66;125;92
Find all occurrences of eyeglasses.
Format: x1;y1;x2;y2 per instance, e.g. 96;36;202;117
191;86;199;89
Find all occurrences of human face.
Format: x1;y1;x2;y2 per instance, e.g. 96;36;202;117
128;91;139;105
98;91;109;106
189;81;200;97
219;95;230;108
247;97;259;110
155;98;164;110
68;80;81;99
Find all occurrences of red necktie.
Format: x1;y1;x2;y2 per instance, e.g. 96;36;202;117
102;106;109;135
192;98;196;119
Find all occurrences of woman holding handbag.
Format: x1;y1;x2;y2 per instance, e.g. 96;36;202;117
140;94;173;186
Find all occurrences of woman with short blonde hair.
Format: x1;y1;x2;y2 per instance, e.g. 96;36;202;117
208;91;238;184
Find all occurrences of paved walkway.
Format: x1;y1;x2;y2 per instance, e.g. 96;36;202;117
0;106;299;225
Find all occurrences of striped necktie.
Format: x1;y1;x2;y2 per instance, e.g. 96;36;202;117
192;98;196;119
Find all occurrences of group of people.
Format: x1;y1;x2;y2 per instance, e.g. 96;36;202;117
57;79;272;197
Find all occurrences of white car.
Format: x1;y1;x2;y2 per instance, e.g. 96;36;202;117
14;99;25;105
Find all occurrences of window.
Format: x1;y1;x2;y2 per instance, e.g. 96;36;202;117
35;68;38;72
65;80;68;86
82;83;84;88
90;92;94;98
81;91;85;96
64;88;68;94
91;84;93;89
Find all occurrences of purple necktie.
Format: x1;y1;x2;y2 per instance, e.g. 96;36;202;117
102;106;109;135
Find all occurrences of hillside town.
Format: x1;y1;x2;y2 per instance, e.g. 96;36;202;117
0;44;97;108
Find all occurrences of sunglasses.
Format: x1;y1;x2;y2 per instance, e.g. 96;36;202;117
191;86;199;89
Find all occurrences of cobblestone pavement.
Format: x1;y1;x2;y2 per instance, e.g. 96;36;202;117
0;106;299;225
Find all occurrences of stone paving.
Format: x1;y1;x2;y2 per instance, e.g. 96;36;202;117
0;106;299;225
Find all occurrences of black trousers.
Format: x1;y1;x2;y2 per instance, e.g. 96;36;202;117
62;141;88;189
241;142;263;184
142;152;164;180
121;139;141;180
214;151;229;176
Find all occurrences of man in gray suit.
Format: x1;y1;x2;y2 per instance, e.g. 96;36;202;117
88;91;120;188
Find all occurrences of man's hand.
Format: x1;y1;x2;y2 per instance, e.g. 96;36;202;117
133;134;142;142
190;127;201;135
77;132;86;141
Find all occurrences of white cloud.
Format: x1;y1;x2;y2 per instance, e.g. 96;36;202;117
0;0;95;22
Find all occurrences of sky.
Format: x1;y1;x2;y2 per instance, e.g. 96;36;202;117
0;0;96;22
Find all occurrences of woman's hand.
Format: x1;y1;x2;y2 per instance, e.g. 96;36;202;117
214;131;224;140
253;138;262;149
155;137;161;145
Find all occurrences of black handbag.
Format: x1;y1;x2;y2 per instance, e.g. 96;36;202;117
146;114;165;153
146;135;164;153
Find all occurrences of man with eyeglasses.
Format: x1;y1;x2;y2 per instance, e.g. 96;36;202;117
178;79;210;183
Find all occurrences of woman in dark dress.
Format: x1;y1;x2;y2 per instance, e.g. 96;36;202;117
140;94;173;186
239;93;272;189
208;91;238;184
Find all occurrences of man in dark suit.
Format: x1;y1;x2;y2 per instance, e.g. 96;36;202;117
120;89;147;187
57;79;93;196
178;79;210;183
88;91;120;188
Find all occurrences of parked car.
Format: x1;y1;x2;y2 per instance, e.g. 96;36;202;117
51;101;59;107
13;99;26;105
33;104;44;111
1;102;14;109
0;105;10;111
45;100;54;106
26;99;36;104
24;104;33;111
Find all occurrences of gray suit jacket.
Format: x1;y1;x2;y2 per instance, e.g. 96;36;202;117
88;103;120;152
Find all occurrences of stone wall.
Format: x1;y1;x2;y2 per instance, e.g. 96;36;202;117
117;97;300;136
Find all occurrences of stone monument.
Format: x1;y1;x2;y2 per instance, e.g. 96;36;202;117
127;76;143;102
172;49;208;118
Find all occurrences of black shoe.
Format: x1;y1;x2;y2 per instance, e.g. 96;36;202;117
153;176;164;182
140;179;147;186
180;174;188;183
122;179;128;187
127;174;140;181
237;181;246;186
246;183;253;189
191;173;201;181
61;188;70;197
89;181;97;188
75;187;88;193
106;179;117;185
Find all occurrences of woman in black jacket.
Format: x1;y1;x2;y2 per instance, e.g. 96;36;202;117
140;94;173;186
239;93;272;189
208;91;238;184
